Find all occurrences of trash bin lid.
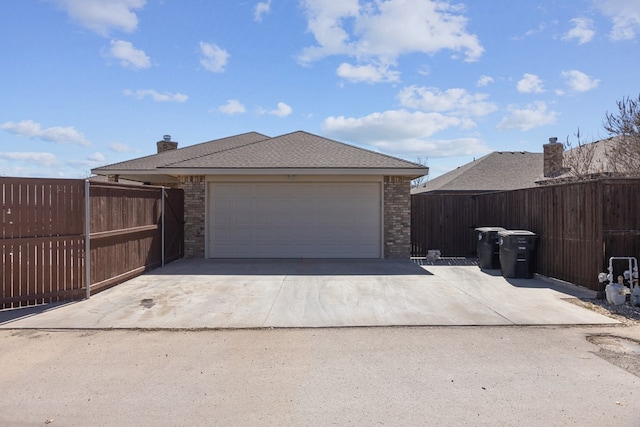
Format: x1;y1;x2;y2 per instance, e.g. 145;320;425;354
498;230;537;237
475;226;506;232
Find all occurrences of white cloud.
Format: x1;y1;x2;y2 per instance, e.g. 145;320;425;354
477;75;494;87
218;99;246;115
54;0;146;36
397;86;497;117
67;152;106;168
109;142;132;153
254;0;272;22
0;120;90;146
417;65;430;76
124;89;188;102
0;152;58;167
322;110;490;158
336;63;400;83
88;152;106;162
298;0;483;77
298;0;358;62
563;17;595;44
516;73;545;94
497;101;558;131
324;110;462;141
106;39;151;69
199;41;229;73
524;24;546;38
594;0;640;40
561;70;600;92
264;102;293;117
372;137;491;158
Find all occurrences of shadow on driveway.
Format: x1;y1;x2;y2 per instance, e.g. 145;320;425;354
0;301;79;326
155;258;433;276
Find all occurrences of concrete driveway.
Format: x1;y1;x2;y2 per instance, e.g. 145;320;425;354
0;259;617;329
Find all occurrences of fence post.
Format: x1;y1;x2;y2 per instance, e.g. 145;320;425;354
84;179;91;299
161;187;165;267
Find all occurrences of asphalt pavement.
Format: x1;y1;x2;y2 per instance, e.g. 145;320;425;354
1;326;639;426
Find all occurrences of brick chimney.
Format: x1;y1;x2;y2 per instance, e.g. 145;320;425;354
543;137;563;177
157;134;178;153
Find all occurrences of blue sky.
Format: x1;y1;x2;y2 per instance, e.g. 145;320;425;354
1;0;639;179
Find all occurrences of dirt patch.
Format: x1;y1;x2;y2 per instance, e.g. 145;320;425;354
140;298;155;309
587;334;640;377
10;330;45;339
568;298;640;377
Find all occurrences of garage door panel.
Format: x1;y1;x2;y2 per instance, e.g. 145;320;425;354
209;182;381;258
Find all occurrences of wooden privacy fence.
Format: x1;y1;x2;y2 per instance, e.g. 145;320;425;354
411;178;640;291
1;177;184;309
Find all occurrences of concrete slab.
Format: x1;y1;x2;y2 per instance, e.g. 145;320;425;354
0;259;617;329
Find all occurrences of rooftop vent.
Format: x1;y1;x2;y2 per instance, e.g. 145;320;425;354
163;135;171;141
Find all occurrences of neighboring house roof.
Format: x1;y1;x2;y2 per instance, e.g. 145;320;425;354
92;130;428;182
412;151;543;194
537;136;633;183
88;175;143;185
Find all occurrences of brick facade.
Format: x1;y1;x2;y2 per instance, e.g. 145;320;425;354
179;176;413;259
179;175;206;258
383;176;412;258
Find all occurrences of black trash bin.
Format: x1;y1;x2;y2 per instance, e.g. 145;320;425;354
475;227;505;269
498;230;538;278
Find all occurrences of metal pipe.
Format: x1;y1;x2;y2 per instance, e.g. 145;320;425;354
161;187;165;267
84;179;91;299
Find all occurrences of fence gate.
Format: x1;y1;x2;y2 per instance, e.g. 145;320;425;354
1;178;86;309
2;178;184;309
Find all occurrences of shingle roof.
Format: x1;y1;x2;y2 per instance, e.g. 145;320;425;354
412;151;543;194
93;130;426;176
165;131;422;169
94;132;269;171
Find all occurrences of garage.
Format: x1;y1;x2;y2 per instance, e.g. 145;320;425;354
93;131;428;259
208;182;381;258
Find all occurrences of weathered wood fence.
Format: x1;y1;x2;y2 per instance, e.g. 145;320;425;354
411;178;640;291
1;177;184;309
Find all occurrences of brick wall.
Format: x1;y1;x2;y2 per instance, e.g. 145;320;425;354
179;175;206;258
384;176;412;258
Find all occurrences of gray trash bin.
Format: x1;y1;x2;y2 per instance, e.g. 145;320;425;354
475;227;505;269
498;230;538;278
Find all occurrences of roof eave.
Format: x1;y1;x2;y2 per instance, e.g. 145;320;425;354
156;167;429;177
93;166;429;177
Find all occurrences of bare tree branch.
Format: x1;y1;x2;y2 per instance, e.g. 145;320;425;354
411;156;430;188
562;128;599;180
604;94;640;176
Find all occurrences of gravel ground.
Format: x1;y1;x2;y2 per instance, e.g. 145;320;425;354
569;297;640;326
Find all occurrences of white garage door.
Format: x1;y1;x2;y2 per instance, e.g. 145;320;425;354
208;182;381;258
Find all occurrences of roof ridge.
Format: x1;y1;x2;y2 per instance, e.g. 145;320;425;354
160;132;271;167
287;130;426;168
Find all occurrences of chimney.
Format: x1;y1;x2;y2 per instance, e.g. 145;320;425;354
543;137;563;177
156;134;178;153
